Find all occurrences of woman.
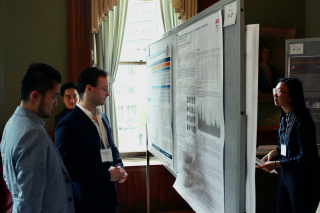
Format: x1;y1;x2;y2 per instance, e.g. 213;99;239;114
258;43;279;93
258;78;319;212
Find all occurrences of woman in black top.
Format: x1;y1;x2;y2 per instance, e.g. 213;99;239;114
258;43;279;93
258;78;319;212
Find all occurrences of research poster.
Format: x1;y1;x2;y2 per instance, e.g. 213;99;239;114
173;10;225;213
146;45;173;170
289;56;320;145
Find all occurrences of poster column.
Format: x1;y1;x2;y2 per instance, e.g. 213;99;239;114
173;10;225;213
245;24;259;213
146;45;173;170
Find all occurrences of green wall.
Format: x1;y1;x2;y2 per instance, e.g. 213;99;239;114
245;0;306;126
0;0;68;133
305;0;320;38
245;0;305;38
0;7;4;133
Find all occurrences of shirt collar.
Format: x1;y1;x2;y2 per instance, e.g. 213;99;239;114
76;103;101;120
14;106;46;127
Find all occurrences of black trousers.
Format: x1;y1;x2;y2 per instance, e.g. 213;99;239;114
277;168;318;213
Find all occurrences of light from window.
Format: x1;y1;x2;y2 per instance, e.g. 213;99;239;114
114;86;124;95
143;30;152;34
115;0;164;153
132;30;140;35
128;86;137;94
116;106;124;117
127;105;136;117
128;65;136;76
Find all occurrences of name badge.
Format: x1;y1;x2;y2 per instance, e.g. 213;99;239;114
281;144;286;156
100;148;113;163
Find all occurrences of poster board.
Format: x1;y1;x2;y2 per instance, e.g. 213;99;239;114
146;0;246;212
286;38;320;153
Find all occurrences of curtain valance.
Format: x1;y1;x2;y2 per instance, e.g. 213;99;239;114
172;0;198;21
91;0;118;33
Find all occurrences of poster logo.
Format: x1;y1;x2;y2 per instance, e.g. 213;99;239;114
215;19;220;32
166;45;170;56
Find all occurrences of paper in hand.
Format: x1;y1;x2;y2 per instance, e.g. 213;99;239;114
256;157;278;174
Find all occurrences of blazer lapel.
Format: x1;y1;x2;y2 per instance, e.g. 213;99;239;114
73;106;101;141
101;113;112;146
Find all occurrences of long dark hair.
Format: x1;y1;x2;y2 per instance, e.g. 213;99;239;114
279;78;308;115
279;78;312;138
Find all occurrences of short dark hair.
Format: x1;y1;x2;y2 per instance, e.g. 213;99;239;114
21;63;61;101
60;82;78;96
77;67;107;99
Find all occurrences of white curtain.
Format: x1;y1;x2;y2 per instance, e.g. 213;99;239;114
93;0;128;146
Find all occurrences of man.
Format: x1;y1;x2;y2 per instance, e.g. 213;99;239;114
0;63;75;213
55;82;79;129
55;67;128;213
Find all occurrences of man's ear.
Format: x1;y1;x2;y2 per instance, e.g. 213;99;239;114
86;84;92;94
30;90;41;103
61;96;64;102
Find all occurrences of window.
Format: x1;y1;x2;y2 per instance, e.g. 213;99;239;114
132;30;140;35
116;106;124;117
143;30;152;34
127;105;136;117
128;86;137;94
114;86;124;95
113;0;164;153
128;65;136;76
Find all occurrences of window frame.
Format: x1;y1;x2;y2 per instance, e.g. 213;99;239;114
117;62;147;157
116;0;163;156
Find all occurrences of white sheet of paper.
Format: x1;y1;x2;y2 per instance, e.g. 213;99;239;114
255;157;278;174
281;144;286;156
224;1;237;27
289;43;304;55
173;10;225;213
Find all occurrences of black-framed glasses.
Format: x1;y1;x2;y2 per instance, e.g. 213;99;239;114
273;88;289;96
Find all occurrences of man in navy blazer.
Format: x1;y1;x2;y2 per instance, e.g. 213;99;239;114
55;67;128;213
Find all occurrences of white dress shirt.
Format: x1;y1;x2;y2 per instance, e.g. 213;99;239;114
77;104;109;148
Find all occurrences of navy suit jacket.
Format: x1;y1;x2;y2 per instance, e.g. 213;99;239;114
55;105;124;213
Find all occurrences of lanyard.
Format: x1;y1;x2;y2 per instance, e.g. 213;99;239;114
281;111;294;145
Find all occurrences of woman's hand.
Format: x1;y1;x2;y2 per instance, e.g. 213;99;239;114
261;150;277;162
259;161;277;173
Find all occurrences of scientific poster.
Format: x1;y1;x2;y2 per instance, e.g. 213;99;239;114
289;56;320;145
245;24;259;213
146;45;173;170
173;10;225;213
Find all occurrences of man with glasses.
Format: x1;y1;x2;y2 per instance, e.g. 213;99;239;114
55;82;79;129
55;67;127;213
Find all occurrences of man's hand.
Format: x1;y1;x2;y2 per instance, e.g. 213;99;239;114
116;166;128;183
109;166;124;181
